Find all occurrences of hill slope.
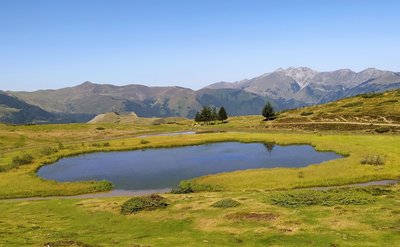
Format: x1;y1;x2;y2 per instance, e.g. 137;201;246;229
0;91;94;124
277;90;400;124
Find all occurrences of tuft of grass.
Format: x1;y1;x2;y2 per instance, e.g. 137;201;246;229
58;142;65;150
40;146;58;156
211;199;241;208
361;154;385;166
90;142;110;147
120;194;168;215
140;139;150;144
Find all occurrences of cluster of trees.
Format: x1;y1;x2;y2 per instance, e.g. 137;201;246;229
194;106;228;124
194;101;275;124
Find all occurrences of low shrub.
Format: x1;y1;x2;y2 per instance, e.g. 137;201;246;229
12;153;34;166
268;187;376;208
152;119;166;125
90;142;110;147
300;111;313;116
58;143;65;150
360;92;383;98
140;139;150;145
95;127;105;130
171;180;220;194
375;126;391;133
361;154;385;165
171;181;194;194
379;99;398;104
121;194;168;214
212;199;241;208
40;146;58;156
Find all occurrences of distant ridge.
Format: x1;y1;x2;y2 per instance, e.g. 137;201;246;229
3;67;400;124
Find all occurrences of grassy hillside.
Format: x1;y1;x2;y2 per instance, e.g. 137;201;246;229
277;89;400;124
87;111;192;126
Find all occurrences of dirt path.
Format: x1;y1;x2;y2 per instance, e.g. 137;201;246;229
275;121;400;127
2;188;172;201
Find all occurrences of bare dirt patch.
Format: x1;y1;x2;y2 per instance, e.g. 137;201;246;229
226;212;279;221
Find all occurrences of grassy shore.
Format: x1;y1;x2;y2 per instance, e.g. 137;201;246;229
0;131;399;198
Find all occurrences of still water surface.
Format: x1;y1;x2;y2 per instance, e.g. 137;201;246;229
37;142;342;190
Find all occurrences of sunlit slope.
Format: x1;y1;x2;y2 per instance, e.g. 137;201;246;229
277;90;400;124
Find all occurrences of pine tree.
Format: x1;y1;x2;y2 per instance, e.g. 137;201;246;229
262;101;275;121
194;111;202;122
218;107;228;122
212;107;218;122
201;106;213;124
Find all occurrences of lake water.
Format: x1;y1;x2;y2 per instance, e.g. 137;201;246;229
37;142;342;190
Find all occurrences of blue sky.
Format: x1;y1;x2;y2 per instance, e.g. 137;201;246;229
1;0;399;91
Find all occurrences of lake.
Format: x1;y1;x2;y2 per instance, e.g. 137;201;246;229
37;142;342;190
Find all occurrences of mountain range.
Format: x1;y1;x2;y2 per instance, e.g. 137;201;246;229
1;67;400;124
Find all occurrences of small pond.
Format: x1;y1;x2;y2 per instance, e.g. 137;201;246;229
37;142;342;190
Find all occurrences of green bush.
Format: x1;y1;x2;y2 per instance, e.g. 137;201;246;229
120;194;168;214
361;154;385;165
171;180;221;194
171;181;194;194
375;126;391;133
211;199;241;208
268;187;377;208
95;127;105;130
12;153;34;166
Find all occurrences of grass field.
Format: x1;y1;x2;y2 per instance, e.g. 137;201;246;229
0;91;399;246
1;186;399;246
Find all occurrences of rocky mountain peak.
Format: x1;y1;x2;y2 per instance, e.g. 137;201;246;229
358;68;388;78
275;67;318;87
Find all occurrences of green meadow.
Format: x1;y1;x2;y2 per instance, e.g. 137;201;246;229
0;92;399;246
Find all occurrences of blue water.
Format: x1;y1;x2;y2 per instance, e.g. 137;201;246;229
37;142;342;190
